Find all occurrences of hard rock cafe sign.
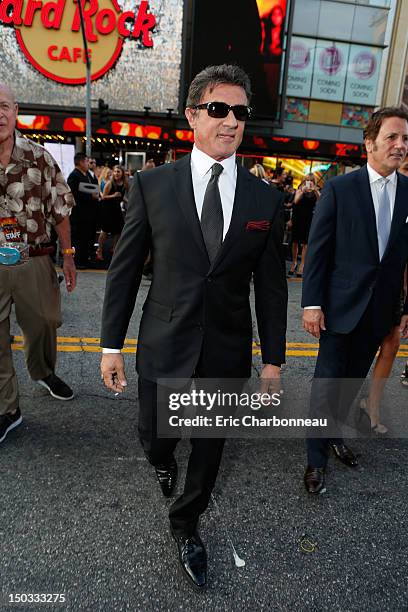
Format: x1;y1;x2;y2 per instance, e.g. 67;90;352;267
0;0;156;84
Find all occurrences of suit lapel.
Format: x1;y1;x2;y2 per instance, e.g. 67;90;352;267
384;173;408;258
209;163;251;273
172;155;210;267
356;166;380;261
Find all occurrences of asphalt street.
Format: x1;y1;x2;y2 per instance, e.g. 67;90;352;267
1;269;408;611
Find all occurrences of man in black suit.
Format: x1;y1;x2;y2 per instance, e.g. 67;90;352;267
67;153;99;269
100;64;287;588
302;107;408;494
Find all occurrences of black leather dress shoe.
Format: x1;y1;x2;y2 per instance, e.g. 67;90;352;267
304;466;326;495
330;442;358;467
154;458;177;497
171;529;207;590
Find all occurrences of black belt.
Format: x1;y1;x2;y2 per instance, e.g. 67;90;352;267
29;244;55;257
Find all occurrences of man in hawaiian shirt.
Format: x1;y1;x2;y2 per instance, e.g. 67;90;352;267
0;82;77;445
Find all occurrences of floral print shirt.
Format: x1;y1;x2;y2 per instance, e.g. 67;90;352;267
0;131;74;245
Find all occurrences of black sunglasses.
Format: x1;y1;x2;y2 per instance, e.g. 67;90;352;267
191;101;252;121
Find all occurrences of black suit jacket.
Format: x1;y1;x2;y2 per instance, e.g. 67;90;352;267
101;155;287;381
302;165;408;337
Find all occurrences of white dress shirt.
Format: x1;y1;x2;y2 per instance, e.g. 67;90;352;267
305;163;397;311
103;146;238;353
190;145;237;239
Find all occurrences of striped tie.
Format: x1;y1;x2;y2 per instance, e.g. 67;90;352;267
201;163;224;263
377;178;391;260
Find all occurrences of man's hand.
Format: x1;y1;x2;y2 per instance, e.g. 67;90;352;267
303;308;326;339
101;353;127;393
400;314;408;339
260;364;281;396
62;256;77;292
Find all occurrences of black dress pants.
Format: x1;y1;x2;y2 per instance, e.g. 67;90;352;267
71;209;97;266
307;302;386;468
138;376;226;537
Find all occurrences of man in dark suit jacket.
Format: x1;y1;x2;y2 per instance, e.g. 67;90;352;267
302;107;408;495
100;65;287;589
67;153;99;269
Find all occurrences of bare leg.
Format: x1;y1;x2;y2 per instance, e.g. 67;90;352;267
289;242;298;273
112;234;120;253
96;231;108;260
363;326;400;432
298;244;308;275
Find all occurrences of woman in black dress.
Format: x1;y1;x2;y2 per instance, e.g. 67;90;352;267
96;165;128;260
288;174;320;277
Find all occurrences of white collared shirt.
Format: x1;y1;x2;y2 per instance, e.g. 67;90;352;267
367;163;397;232
190;145;237;240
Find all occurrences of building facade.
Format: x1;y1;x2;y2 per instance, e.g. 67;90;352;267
1;0;408;180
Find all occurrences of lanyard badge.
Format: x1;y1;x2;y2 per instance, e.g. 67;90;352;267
0;217;29;266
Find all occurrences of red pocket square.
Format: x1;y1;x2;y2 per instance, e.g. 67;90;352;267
246;220;270;231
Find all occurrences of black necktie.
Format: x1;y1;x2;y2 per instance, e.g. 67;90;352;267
200;163;224;263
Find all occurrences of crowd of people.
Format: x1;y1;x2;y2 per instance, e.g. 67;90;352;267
67;155;156;269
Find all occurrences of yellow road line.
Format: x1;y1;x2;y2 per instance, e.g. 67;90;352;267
286;342;319;348
11;336;407;349
11;344;408;358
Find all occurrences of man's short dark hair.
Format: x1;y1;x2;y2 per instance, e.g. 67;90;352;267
74;152;87;165
363;107;408;142
186;64;252;107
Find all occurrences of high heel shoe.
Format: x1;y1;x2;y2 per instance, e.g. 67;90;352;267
288;264;297;276
400;362;408;387
358;398;388;436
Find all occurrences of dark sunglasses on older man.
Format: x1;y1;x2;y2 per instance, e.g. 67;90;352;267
191;101;252;121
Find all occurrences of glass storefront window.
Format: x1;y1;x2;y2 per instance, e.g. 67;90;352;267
351;6;388;45
293;1;390;41
292;0;320;36
340;1;390;6
317;3;355;41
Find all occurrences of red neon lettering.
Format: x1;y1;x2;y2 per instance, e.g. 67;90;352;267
95;8;116;35
41;0;64;29
47;44;58;60
132;0;155;46
0;0;23;25
335;143;359;156
117;10;134;37
23;0;43;26
72;0;98;43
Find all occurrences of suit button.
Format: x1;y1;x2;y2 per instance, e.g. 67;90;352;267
197;323;203;331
